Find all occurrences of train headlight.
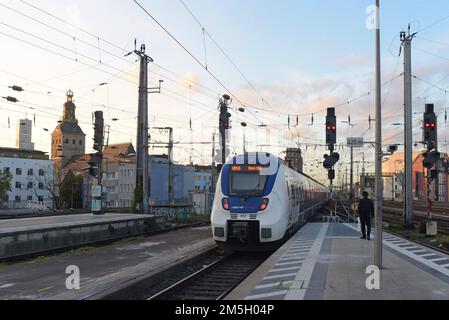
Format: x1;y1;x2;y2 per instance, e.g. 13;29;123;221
222;198;230;211
259;198;269;211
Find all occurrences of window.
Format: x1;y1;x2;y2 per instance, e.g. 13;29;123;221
38;182;44;190
39;169;45;176
4;167;10;174
28;169;33;176
27;182;33;190
64;139;69;144
27;195;33;201
15;182;22;189
73;139;76;145
229;172;268;197
79;140;83;145
16;168;22;175
15;195;21;202
38;196;44;202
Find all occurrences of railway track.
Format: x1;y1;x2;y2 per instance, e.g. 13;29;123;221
385;229;449;255
383;206;449;235
149;253;269;300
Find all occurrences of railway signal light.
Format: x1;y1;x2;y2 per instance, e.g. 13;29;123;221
323;152;340;170
423;150;441;169
88;153;102;178
423;104;437;150
93;111;104;152
326;108;337;147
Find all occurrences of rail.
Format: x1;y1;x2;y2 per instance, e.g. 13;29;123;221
149;253;269;300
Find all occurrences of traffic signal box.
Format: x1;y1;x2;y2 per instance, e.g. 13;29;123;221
324;108;339;182
90;111;104;178
326;108;337;147
423;104;437;150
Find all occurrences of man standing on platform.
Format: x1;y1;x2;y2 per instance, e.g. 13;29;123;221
358;191;375;240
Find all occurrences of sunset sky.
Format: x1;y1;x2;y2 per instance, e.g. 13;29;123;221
1;0;449;185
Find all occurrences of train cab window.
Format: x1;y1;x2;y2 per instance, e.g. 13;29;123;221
230;171;268;197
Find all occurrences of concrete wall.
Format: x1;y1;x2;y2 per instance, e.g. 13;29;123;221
0;217;155;260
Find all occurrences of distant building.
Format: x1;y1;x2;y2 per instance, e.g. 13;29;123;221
0;147;53;209
64;143;196;209
16;119;34;151
194;165;214;192
149;155;195;206
360;175;375;199
51;90;86;168
285;148;303;173
381;152;449;202
64;143;137;209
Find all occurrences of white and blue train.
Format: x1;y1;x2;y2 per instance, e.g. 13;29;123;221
211;153;329;251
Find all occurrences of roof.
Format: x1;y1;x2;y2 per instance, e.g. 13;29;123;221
53;122;85;135
103;143;136;160
63;154;93;173
0;147;49;160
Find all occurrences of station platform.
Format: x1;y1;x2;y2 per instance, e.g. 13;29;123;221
0;225;214;300
226;223;449;300
0;214;155;260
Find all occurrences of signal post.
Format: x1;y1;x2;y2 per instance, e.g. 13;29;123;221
422;104;440;236
323;108;340;217
90;111;105;215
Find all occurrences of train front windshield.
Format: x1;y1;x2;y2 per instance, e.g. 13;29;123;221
229;171;267;197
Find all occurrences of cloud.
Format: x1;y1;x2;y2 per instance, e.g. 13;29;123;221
336;53;371;67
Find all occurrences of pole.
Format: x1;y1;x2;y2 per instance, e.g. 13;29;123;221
134;44;152;214
243;132;246;154
345;167;348;195
168;128;174;204
350;147;354;200
211;131;215;193
403;31;414;228
435;124;439;202
210;132;216;215
374;0;383;268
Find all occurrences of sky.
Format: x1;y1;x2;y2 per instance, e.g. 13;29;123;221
1;0;449;185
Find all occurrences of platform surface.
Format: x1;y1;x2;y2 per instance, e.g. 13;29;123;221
0;226;214;300
0;214;151;234
227;223;449;300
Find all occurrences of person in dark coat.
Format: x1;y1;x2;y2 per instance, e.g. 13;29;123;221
358;191;375;240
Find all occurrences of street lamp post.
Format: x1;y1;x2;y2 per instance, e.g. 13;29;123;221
374;0;383;268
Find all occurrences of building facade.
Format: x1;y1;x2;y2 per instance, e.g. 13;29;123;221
285;148;304;173
16;119;34;151
51;90;86;168
0;148;53;209
194;166;214;192
381;152;449;202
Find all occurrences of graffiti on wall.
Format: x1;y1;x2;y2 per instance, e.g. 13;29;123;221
152;205;193;223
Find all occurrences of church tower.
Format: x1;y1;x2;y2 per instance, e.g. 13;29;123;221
51;90;86;167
